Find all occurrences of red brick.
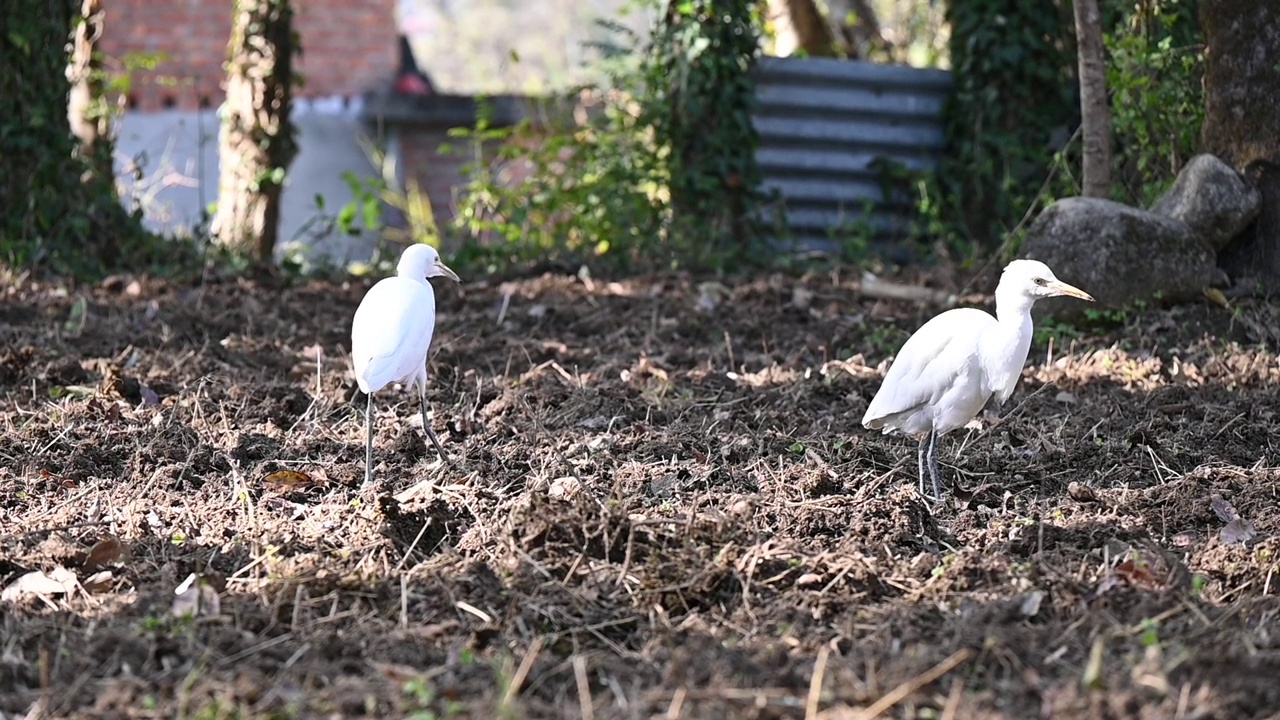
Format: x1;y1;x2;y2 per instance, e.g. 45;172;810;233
101;0;395;110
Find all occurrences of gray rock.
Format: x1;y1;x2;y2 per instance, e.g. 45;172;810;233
1150;154;1260;251
1022;197;1221;317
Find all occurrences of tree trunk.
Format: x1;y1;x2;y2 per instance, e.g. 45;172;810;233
67;0;114;188
767;0;838;57
1073;0;1111;198
1202;1;1280;288
211;0;297;263
828;0;891;60
0;0;142;275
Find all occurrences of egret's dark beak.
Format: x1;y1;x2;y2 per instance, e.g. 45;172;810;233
432;258;461;283
1048;280;1093;302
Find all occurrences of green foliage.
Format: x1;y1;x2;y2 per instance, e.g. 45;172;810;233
1105;1;1203;207
0;3;167;279
1032;316;1082;346
910;1;1201;261
936;0;1079;255
651;0;764;254
451;0;764;273
451;89;665;272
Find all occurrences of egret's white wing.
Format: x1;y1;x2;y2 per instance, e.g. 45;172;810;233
351;277;437;394
861;308;995;431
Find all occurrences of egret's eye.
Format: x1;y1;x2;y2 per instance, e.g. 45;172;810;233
1033;277;1047;286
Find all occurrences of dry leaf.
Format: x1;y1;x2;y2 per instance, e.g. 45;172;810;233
1019;590;1045;617
1054;391;1079;405
1209;494;1239;523
1209;494;1256;545
1203;286;1230;309
263;469;315;489
1090;551;1165;602
1221;518;1257;546
791;287;814;309
172;573;221;618
1113;556;1162;588
371;661;425;684
2;566;78;602
82;570;114;593
139;383;160;407
84;535;129;570
548;476;582;500
1067;482;1099;503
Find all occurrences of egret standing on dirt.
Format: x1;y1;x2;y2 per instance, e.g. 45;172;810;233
351;243;461;484
861;259;1093;500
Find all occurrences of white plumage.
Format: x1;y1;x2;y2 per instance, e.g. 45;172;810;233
862;259;1093;499
351;244;460;484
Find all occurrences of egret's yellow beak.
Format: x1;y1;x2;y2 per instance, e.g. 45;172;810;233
433;258;461;283
1048;280;1093;302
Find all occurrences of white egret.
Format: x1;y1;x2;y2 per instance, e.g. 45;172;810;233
351;244;461;484
861;259;1093;499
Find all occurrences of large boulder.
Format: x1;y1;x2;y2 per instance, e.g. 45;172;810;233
1021;197;1221;317
1150;154;1261;251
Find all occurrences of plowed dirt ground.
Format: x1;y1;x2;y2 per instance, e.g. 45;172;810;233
3;265;1279;719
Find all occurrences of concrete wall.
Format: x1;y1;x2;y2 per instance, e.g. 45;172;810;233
114;97;380;265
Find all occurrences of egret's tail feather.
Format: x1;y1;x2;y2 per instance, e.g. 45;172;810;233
354;353;401;395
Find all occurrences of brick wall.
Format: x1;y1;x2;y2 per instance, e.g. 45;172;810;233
99;0;397;111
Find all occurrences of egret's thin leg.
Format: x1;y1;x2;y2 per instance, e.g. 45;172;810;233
916;436;928;497
418;383;450;464
925;428;942;500
364;391;374;485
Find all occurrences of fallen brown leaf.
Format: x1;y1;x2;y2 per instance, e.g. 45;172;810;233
263;469;315;489
83;535;129;570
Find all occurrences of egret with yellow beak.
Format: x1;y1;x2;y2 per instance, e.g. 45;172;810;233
351;244;461;484
862;259;1094;499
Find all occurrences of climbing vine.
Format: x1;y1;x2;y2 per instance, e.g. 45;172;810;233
936;0;1079;253
649;0;765;257
0;1;154;277
1105;0;1202;206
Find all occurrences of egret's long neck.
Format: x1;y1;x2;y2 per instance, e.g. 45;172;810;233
984;285;1036;401
397;265;431;287
994;285;1036;326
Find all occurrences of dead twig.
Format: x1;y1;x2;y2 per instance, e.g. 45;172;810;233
806;645;831;720
0;519;114;542
503;636;543;707
574;654;594;720
819;648;972;720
